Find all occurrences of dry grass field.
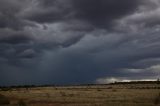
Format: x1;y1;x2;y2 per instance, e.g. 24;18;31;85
0;83;160;106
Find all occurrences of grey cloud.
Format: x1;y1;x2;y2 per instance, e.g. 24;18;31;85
0;0;34;30
21;0;143;29
115;0;160;31
0;0;160;85
71;0;143;28
0;34;32;45
29;27;160;84
22;0;72;24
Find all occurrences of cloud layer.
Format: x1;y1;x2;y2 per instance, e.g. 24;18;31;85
0;0;160;85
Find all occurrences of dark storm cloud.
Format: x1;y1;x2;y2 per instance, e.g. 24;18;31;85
23;0;72;23
0;0;160;85
0;34;32;45
0;0;34;30
23;0;143;28
71;0;142;28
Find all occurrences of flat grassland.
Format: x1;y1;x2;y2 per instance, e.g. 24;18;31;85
0;83;160;106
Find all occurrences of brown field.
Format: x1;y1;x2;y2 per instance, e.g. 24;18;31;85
0;83;160;106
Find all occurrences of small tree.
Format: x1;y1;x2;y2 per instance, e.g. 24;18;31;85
157;78;160;84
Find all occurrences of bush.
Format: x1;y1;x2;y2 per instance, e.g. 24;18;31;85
97;89;102;91
60;91;66;96
18;99;27;106
0;94;10;105
112;89;117;92
1;88;12;91
46;93;50;98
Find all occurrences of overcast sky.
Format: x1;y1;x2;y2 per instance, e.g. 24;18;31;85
0;0;160;85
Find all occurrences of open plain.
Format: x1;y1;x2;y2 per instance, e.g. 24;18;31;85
0;82;160;106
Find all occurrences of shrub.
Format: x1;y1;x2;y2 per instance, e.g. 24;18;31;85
46;93;50;98
0;94;10;105
60;91;66;96
1;88;12;91
112;89;117;92
97;89;102;91
18;99;27;106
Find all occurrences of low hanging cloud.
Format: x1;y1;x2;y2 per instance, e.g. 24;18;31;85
96;77;157;84
0;0;160;85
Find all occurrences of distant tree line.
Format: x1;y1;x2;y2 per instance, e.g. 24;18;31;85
112;80;160;85
0;80;160;90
